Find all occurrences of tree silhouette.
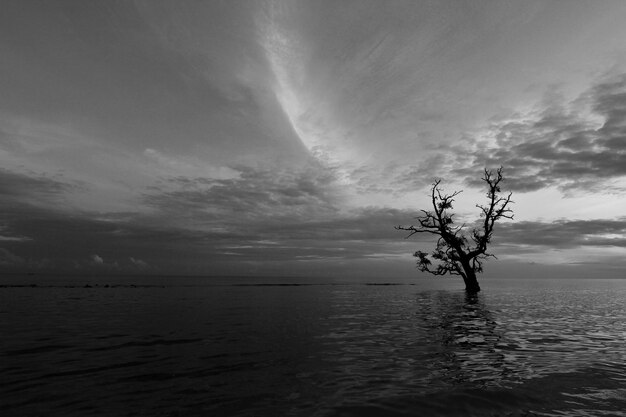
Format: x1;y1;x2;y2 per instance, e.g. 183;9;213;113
397;167;513;292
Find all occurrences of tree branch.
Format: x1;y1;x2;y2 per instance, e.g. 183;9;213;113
398;166;514;282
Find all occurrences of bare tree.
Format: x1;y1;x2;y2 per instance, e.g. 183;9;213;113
396;167;513;292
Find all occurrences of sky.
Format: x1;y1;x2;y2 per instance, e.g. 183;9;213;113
1;0;626;279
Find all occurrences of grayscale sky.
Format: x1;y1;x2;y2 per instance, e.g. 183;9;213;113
2;1;626;278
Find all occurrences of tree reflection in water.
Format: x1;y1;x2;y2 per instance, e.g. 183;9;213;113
417;291;513;388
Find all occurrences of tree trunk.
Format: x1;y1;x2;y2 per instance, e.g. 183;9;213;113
461;261;481;293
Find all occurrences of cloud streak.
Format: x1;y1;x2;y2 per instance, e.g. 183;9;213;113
495;218;626;249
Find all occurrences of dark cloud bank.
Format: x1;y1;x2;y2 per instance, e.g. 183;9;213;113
2;157;626;276
452;73;626;193
0;166;411;275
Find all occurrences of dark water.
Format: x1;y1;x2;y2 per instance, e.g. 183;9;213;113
1;276;626;416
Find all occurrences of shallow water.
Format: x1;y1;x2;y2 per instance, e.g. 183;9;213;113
1;276;625;416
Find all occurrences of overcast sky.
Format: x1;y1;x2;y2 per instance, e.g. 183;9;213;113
2;1;626;279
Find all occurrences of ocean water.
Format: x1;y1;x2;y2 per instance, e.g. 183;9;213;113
1;275;625;416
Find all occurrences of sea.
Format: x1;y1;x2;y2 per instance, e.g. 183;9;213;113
1;274;625;416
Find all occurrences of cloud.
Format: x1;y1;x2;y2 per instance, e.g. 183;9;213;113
1;163;625;276
0;224;30;242
0;199;205;274
0;160;420;274
494;218;626;249
0;248;24;266
129;257;148;269
143;164;343;230
143;149;241;181
0;168;77;203
446;73;626;194
90;254;104;264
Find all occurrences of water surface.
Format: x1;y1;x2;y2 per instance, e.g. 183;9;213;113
1;276;625;416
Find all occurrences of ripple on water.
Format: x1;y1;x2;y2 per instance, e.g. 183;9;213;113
1;278;626;416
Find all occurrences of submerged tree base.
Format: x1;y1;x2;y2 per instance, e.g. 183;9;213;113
464;281;481;293
462;270;481;293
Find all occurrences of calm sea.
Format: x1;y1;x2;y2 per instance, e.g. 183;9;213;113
1;275;625;416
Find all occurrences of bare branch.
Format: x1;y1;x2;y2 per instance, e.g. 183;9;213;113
395;225;440;239
397;167;514;292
